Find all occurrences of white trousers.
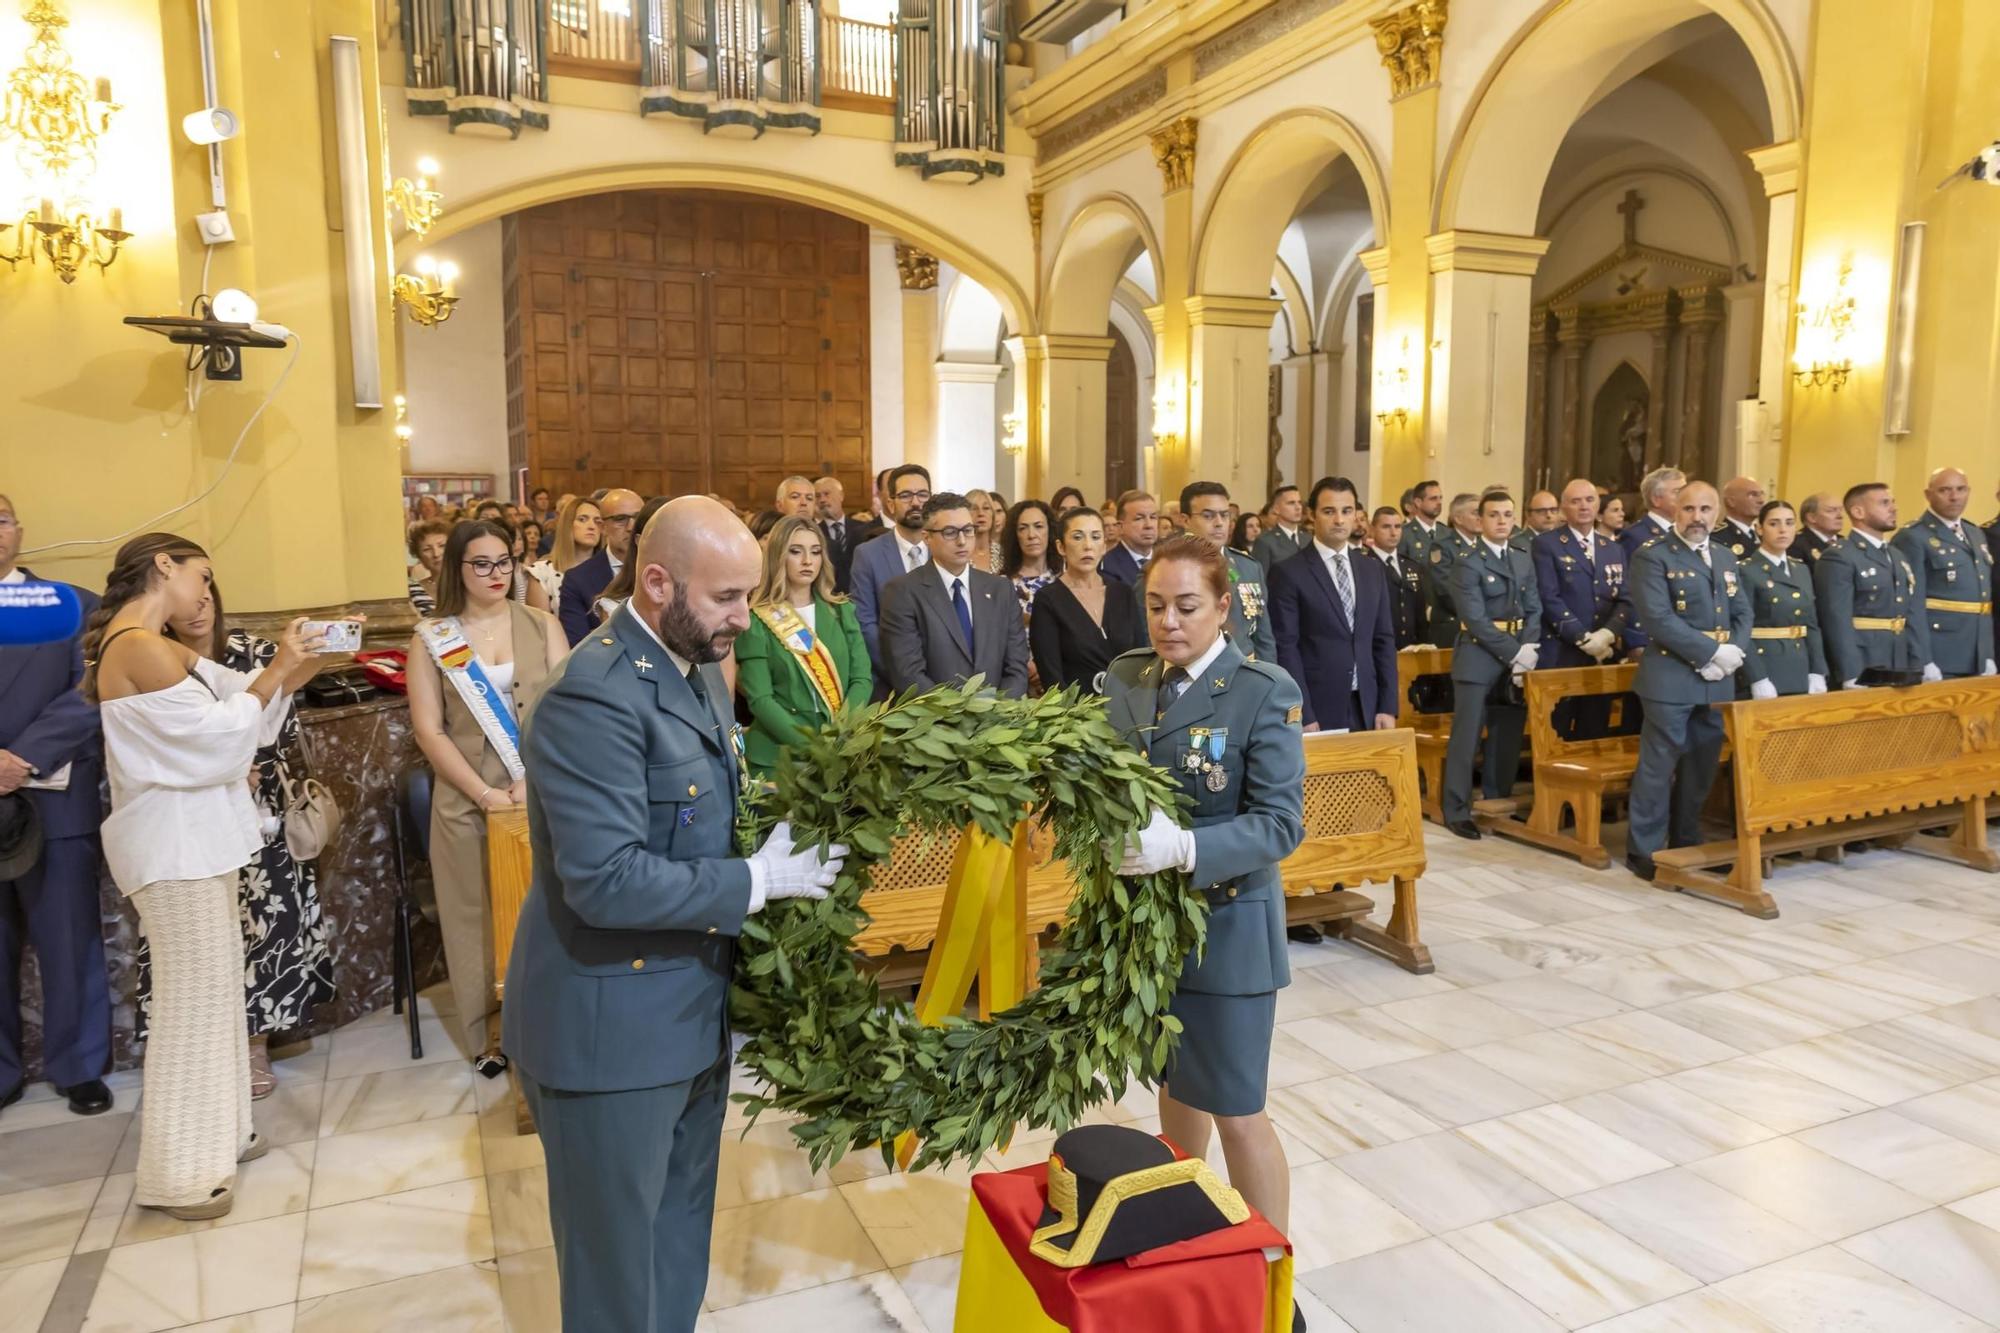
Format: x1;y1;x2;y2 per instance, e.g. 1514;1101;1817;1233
130;874;254;1208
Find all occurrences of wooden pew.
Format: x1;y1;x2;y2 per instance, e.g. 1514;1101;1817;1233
1280;729;1433;973
1654;678;2000;917
485;806;535;1133
1477;663;1641;868
1396;647;1453;822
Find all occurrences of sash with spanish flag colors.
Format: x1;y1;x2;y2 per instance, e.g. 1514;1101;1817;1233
754;600;845;718
418;617;525;781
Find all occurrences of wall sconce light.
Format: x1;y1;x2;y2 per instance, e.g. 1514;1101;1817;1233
1000;412;1025;455
393;253;459;328
393;393;414;445
0;1;126;284
1792;257;1856;391
1375;336;1414;427
1151;375;1183;450
386;156;444;238
0;196;126;282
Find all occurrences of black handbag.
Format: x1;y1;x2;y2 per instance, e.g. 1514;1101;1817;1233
302;667;380;708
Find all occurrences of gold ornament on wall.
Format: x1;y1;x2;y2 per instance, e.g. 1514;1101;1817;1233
1792;257;1856;392
0;0;128;283
1149;116;1197;193
895;242;938;291
393;253;459;327
1370;0;1449;99
386;155;445;237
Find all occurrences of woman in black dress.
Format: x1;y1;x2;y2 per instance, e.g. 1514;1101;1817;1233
1029;505;1144;693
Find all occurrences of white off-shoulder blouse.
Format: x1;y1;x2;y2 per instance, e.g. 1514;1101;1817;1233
100;657;292;894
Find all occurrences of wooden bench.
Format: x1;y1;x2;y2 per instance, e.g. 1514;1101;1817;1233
486;806;535;1134
1396;647;1453;822
1476;663;1642;868
1280;729;1433;973
1655;677;2000;917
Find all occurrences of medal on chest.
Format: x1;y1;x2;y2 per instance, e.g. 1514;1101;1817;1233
1186;727;1231;791
1237;581;1263;620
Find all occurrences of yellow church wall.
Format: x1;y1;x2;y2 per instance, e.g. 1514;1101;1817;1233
3;0;405;611
1782;0;2000;512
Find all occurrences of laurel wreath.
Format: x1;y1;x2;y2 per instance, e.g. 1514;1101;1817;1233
728;679;1202;1173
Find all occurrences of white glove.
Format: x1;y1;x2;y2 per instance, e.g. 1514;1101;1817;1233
1697;660;1728;682
1922;663;1943;683
1844;679;1864;690
1749;679;1778;700
1579;628;1617;662
1985;660;1997;677
745;820;848;913
1104;807;1196;877
1709;643;1746;676
1807;674;1828;694
1509;644;1539;673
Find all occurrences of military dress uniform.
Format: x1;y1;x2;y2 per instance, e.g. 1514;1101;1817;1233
1891;510;1995;679
1422;528;1481;648
1442;541;1542;825
1397;517;1446;573
1369;545;1427;648
1793;526;1836;566
1626;533;1752;869
1224;547;1277;663
1533;526;1630;668
1104;640;1306;1115
1739;551;1827;696
1813;534;1926;686
1715;518;1759;563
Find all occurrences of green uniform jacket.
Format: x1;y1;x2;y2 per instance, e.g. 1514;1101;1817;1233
1104;643;1305;997
1812;535;1924;685
1422;528;1482;647
733;597;873;774
1450;541;1542;685
1740;551;1827;696
1628;533;1753;705
1891;510;1995;678
1225;547;1277;663
1396;518;1446;573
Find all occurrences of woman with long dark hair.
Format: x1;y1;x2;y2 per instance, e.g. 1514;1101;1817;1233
1000;498;1061;618
1029;506;1143;694
408;520;568;1073
88;534;325;1219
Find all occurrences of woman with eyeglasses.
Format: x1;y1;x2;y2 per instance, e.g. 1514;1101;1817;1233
526;497;601;610
407;520;569;1075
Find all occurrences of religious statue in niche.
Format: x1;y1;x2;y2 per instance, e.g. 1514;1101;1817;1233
1619;402;1647;484
1588;362;1651;495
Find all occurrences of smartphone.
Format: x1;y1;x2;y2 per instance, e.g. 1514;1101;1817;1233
302;619;363;653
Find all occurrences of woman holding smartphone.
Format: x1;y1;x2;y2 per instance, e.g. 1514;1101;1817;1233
408;520;568;1073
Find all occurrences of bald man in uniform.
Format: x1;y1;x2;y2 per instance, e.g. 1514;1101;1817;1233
1891;467;1996;679
508;498;848;1330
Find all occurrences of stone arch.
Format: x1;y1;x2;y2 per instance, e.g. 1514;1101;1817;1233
1193;108;1390;300
1044;194;1164;337
1271;258;1312;357
403;160;1034;337
939;272;1010;361
1436;0;1802;236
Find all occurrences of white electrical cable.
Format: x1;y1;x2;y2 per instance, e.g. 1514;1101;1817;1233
24;332;304;556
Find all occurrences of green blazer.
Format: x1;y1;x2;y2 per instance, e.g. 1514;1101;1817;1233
734;596;872;773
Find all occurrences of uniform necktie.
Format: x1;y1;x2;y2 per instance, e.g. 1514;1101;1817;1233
1331;550;1354;629
951;576;975;653
1582;535;1595;569
685;660;706;702
1383;552;1398;579
1157;666;1190;721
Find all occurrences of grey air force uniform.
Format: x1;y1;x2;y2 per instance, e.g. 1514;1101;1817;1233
1442;541;1542;824
1812;534;1925;686
1891;510;1995;679
1626;533;1752;864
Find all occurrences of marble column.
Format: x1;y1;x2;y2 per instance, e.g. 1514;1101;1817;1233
1678;302;1723;474
1646;324;1674;471
1525;330;1550;490
1555;308;1587;483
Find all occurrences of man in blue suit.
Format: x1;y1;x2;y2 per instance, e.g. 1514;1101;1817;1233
0;496;111;1115
507;497;847;1331
847;463;934;686
557;487;643;646
1269;476;1398;734
1099;490;1161;585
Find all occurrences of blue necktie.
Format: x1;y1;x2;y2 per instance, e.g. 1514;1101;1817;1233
951;577;975;654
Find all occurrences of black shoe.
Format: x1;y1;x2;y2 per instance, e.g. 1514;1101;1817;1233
1446;819;1482;840
58;1079;111;1116
473;1052;509;1080
1287;925;1324;944
1293;1299;1307;1333
0;1084;20;1115
1625;854;1656;882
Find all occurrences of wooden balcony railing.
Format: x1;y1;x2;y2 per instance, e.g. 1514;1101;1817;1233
823;14;893;103
549;0;643;77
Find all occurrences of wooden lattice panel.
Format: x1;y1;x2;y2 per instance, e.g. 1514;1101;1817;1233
1758;714;1961;785
1303;770;1394;838
870;829;963;893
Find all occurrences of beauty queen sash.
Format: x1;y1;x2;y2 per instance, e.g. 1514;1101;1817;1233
419;618;525;781
754;602;844;718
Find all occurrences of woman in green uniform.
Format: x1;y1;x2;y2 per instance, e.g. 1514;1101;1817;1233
1742;499;1829;698
1101;534;1305;1313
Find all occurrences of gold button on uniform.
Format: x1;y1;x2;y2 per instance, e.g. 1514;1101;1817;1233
687;783;698;796
1227;887;1238;899
630;959;644;970
706;927;717;935
600;638;613;645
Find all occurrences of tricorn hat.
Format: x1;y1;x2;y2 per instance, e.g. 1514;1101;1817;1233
0;795;43;883
1029;1124;1249;1268
1857;665;1926;688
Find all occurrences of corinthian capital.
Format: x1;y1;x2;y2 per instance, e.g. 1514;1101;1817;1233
895;243;939;291
1371;0;1449;98
1149;116;1198;194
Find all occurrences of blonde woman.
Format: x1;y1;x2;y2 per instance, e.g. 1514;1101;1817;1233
526;496;602;609
967;489;1003;574
733;516;871;775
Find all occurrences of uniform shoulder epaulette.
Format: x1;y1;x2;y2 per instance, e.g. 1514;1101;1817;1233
1234;657;1291;691
565;629;633;680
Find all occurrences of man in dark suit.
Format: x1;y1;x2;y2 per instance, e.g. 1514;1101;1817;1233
1794;491;1844;565
508;498;847;1331
1098;490;1160;585
879;493;1029;697
1269;476;1398;734
1364;506;1425;648
813;476;875;594
848;463;934;679
0;495;111;1115
1250;483;1310;572
558;486;643;645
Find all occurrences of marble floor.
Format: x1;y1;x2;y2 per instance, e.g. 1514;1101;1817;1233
9;829;2000;1332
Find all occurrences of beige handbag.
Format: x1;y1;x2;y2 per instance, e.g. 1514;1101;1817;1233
280;765;342;863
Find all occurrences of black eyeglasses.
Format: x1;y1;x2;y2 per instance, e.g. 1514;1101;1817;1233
463;556;516;577
602;514;637;528
927;524;977;542
894;489;932;503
